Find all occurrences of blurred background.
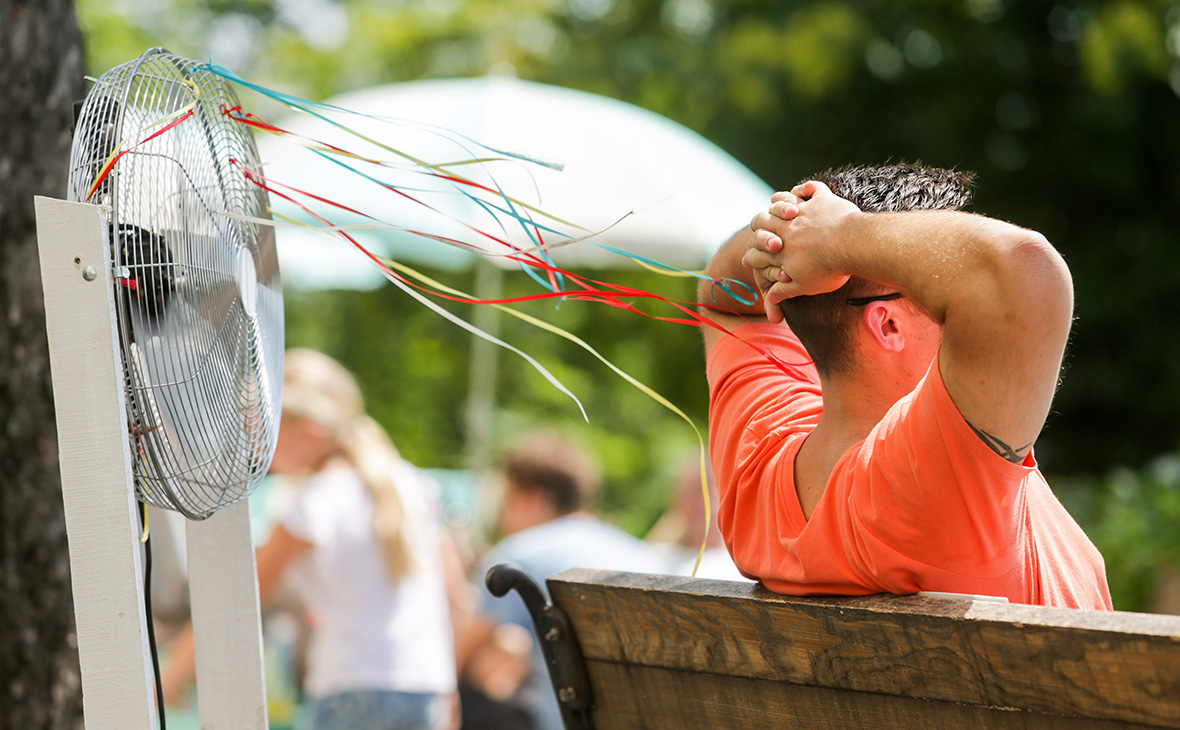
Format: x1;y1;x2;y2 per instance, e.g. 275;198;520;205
80;0;1180;605
4;0;1180;726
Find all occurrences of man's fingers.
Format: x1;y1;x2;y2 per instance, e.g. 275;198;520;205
751;228;782;253
746;262;789;282
752;200;798;233
750;210;775;231
762;295;785;324
742;248;773;270
790;180;829;200
764;280;804;303
764;265;790;282
770;201;798;220
743;248;784;278
789;180;817;199
749;266;784;292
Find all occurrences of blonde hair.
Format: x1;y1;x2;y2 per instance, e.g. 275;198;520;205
281;348;415;581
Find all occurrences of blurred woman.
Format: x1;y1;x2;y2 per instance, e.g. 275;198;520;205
163;348;457;730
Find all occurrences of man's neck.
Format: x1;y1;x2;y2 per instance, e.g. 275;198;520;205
794;373;909;519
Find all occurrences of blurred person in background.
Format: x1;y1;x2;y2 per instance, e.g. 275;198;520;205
451;601;535;730
645;455;748;582
162;348;458;730
474;430;665;730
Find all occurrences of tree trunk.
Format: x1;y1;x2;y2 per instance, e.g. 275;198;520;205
0;1;87;727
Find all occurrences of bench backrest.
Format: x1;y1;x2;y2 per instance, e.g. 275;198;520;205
546;568;1180;730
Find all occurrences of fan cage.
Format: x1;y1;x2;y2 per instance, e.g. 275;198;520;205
68;48;284;520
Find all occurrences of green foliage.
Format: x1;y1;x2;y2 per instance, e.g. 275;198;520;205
1058;454;1180;611
1082;0;1171;93
492;268;709;532
76;3;160;72
776;4;872;101
281;268;474;470
75;1;1180;552
283;264;707;536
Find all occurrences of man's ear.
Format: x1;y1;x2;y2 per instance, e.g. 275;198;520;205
863;302;906;353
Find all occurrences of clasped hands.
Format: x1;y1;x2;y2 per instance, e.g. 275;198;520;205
744;180;860;323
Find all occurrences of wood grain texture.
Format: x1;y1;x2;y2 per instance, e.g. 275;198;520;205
548;569;1180;728
35;197;157;730
187;500;269;730
584;662;1159;730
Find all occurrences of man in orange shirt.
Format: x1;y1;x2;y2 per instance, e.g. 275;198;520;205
700;163;1111;609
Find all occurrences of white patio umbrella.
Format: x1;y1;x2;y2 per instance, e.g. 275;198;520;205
257;74;773;289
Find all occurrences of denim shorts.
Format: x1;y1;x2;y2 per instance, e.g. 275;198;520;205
302;689;446;730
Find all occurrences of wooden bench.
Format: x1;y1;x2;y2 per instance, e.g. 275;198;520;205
487;565;1180;729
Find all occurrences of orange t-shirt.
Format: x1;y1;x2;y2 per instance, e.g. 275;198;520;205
707;323;1112;610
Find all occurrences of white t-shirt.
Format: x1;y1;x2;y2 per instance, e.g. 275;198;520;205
282;463;456;698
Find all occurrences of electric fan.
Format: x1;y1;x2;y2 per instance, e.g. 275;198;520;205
67;47;284;519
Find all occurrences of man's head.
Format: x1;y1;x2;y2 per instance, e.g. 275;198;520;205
497;430;601;535
778;163;974;377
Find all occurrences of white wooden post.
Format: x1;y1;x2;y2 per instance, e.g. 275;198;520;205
186;500;269;729
35;196;157;730
36;196;269;730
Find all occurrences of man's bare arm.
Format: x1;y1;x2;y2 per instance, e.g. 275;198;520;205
747;181;1073;463
698;223;784;356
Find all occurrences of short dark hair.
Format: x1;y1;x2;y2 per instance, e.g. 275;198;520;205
500;431;601;515
778;163;975;376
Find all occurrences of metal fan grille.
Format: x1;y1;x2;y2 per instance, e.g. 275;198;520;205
68;48;283;519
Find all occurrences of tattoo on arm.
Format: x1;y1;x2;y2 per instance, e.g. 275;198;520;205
967;422;1033;464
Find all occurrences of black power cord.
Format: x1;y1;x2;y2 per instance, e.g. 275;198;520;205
141;501;167;730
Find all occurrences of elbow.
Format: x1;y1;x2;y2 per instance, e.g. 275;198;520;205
1015;231;1071;298
1018;231;1066;271
1007;232;1074;331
